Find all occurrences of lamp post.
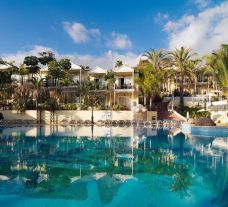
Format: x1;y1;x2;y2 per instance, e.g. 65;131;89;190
204;98;207;111
171;90;174;111
91;102;94;125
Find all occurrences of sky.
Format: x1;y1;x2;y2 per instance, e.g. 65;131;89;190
0;0;228;68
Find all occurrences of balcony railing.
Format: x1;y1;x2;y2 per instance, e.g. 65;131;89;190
115;84;133;90
89;85;107;91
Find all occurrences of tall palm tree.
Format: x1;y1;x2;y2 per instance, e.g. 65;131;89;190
60;73;73;103
143;49;170;72
18;64;29;84
104;71;116;108
202;66;215;93
30;77;44;110
210;44;228;90
13;83;33;111
169;47;197;110
137;49;169;109
135;63;164;110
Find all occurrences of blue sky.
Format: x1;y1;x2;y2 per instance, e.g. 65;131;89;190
0;0;227;68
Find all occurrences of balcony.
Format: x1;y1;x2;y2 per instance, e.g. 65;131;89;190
89;85;107;91
115;84;134;92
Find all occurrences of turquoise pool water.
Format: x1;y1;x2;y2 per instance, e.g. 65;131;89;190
0;126;228;207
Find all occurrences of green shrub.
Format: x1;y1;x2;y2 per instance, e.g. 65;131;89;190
211;96;219;102
175;106;211;118
63;103;77;110
77;103;88;110
191;111;211;118
112;104;128;111
96;104;106;110
44;98;60;111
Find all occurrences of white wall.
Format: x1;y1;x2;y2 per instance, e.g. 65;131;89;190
165;96;210;107
211;110;228;124
55;110;134;122
1;110;157;124
0;110;37;120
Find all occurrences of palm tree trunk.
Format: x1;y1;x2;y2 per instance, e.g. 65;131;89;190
36;94;38;109
110;91;112;109
180;71;184;110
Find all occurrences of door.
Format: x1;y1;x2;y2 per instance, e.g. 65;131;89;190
120;78;125;89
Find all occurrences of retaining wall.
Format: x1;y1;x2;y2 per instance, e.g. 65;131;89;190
1;110;157;124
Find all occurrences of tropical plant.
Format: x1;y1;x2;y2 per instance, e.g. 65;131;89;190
43;97;60;111
81;79;106;123
23;56;40;77
112;104;128;110
30;77;44;109
208;44;228;91
48;59;71;103
115;60;123;68
136;61;164;110
16;64;29;84
169;47;198;110
38;51;55;65
202;65;215;93
104;71;116;108
170;165;191;198
60;73;73;104
63;103;78;110
0;73;13;106
12;83;34;111
143;48;170;71
77;103;88;110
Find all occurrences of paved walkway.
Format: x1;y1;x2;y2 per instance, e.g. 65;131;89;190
156;102;184;121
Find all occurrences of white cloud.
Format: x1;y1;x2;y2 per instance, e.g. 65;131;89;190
63;21;100;43
155;12;169;24
2;45;54;66
194;0;211;9
1;45;140;68
69;50;139;68
164;1;228;55
107;32;132;50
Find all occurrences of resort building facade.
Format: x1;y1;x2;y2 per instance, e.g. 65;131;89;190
39;63;139;110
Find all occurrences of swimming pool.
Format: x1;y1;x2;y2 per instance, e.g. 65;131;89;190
0;126;227;207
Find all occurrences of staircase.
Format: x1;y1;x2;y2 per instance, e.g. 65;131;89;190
156;101;185;121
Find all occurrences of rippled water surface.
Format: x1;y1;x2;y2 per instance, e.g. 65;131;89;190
0;126;228;207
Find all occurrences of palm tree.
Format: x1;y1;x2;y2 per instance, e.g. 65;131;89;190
136;49;169;109
202;66;215;93
169;47;197;110
104;71;116;108
18;64;29;84
115;60;123;68
13;83;33;111
30;77;44;110
143;48;170;72
60;73;73;103
135;63;164;110
210;44;228;91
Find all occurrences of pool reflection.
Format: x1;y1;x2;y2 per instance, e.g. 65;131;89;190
0;126;228;206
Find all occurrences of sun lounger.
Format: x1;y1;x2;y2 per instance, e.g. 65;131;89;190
125;120;131;127
104;120;112;126
111;120;118;127
118;120;125;127
96;120;105;126
84;120;92;126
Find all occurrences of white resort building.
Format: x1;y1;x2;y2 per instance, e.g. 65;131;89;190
39;63;139;110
